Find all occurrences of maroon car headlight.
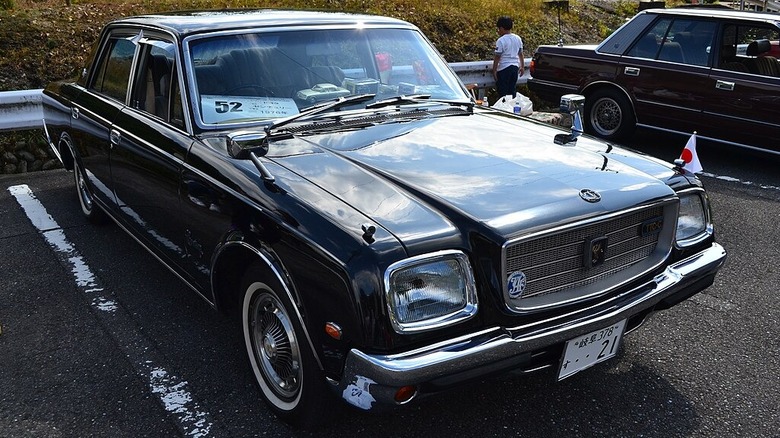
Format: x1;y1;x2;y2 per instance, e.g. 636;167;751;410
384;250;478;333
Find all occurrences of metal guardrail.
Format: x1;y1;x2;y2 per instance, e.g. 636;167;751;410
0;89;44;132
0;60;531;132
449;60;531;99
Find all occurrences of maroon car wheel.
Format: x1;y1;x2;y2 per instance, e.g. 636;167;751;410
585;89;636;141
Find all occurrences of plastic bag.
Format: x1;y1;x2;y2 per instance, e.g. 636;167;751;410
491;93;533;116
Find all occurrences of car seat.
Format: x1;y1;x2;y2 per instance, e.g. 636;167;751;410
746;39;780;77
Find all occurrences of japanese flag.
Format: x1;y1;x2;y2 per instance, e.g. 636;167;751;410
679;132;703;174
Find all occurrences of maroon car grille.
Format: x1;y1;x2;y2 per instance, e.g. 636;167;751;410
504;204;669;309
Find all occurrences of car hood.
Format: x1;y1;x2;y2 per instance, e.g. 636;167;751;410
267;111;678;249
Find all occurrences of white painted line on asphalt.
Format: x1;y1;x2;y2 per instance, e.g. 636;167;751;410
700;172;780;192
8;184;215;438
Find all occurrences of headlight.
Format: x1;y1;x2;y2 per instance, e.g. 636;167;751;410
384;250;478;333
676;191;710;245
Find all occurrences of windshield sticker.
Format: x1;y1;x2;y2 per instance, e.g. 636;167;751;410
200;95;298;124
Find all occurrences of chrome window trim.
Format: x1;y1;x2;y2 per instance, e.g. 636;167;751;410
383;249;478;334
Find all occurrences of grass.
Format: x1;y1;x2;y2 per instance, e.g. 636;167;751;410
0;0;639;92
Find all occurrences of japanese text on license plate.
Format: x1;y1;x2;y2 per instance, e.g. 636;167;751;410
558;319;626;380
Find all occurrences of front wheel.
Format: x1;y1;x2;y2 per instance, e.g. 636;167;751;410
73;160;107;224
584;89;636;141
240;263;333;427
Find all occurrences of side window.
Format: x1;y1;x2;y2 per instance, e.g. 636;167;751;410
132;40;178;122
665;20;716;66
91;37;137;102
718;23;780;76
627;18;716;67
627;19;671;60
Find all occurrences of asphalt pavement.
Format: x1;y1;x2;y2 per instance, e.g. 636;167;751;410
0;132;778;437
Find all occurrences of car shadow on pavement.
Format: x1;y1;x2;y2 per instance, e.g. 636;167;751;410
310;353;699;437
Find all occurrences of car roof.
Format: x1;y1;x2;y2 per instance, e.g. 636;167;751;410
109;9;416;37
643;7;780;22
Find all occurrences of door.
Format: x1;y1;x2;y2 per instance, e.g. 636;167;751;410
705;22;780;151
109;36;196;276
618;17;718;135
71;33;138;208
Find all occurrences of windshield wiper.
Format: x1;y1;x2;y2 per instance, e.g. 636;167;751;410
365;94;474;111
365;94;431;109
265;93;376;135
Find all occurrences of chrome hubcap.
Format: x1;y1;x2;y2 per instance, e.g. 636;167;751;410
75;165;93;210
263;332;277;360
250;291;301;400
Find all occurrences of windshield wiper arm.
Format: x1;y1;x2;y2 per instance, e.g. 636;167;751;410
265;93;376;135
365;94;431;109
365;94;475;112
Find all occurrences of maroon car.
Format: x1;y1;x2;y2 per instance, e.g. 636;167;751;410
528;8;780;153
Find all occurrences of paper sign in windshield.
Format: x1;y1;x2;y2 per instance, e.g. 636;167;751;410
200;95;298;124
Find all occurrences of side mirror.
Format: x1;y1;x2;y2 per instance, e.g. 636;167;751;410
555;94;585;145
228;131;269;159
227;131;275;183
559;94;585;118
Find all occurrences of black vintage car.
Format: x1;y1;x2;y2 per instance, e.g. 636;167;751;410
42;9;726;426
528;8;780;153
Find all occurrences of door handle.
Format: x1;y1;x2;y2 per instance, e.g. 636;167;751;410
715;80;735;91
110;129;121;145
624;67;640;77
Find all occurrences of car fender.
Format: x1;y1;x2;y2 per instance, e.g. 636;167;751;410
210;237;327;371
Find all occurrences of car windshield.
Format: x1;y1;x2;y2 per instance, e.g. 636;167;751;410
187;27;469;127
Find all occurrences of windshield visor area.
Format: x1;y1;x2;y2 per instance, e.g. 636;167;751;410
187;27;468;127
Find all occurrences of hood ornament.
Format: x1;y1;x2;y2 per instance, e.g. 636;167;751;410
579;188;601;203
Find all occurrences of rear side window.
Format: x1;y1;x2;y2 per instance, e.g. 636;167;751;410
91;37;137;102
626;18;716;67
599;13;656;55
718;23;780;76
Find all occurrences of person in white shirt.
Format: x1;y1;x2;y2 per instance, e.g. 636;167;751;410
492;16;524;98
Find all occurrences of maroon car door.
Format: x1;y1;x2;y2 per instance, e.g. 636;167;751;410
618;17;720;136
704;22;780;152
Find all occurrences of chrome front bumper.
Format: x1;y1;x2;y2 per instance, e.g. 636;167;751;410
335;242;726;410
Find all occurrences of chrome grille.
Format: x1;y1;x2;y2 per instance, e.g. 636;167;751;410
503;203;672;311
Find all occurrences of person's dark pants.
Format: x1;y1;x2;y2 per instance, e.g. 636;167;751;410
496;65;519;97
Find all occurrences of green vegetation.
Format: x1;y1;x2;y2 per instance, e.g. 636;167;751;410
0;0;640;92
